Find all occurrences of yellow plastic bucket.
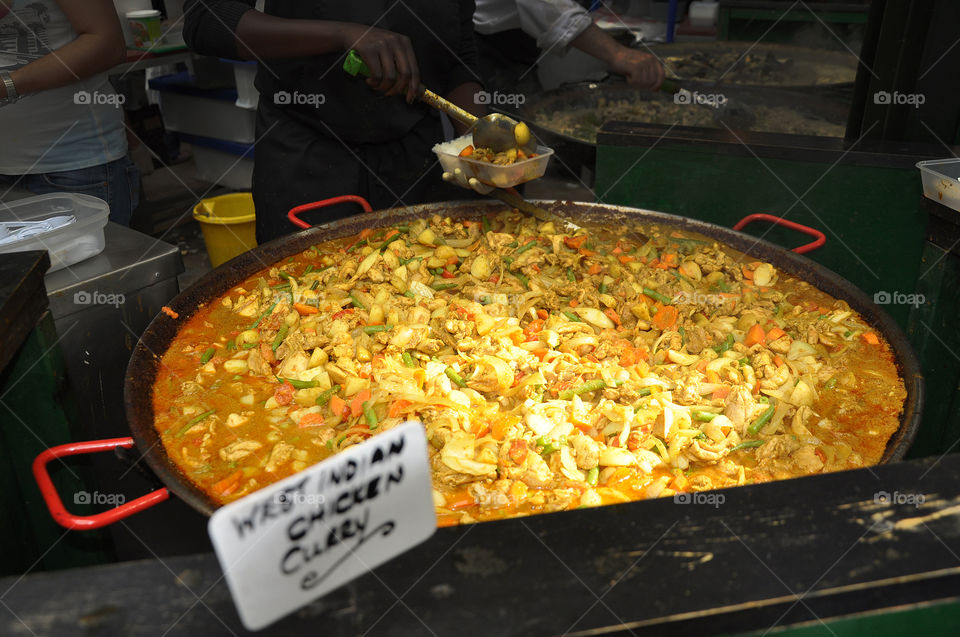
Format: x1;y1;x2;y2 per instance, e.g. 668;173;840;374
192;193;257;268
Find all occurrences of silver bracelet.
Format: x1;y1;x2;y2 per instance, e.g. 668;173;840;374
0;70;20;106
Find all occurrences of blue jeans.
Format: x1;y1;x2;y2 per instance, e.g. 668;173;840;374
0;156;140;226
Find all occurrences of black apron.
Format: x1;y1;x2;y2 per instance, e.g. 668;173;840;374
251;0;480;242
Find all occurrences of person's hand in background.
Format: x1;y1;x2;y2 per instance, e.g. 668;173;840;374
608;48;665;90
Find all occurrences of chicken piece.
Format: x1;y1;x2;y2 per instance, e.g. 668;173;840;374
724;386;757;433
521;451;554;488
264;441;295;472
569;434;600;470
673;372;703;406
219;440;263;462
684;326;710;354
790;445;824;474
246;348;271;376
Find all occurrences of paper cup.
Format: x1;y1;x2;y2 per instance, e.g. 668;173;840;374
126;9;164;48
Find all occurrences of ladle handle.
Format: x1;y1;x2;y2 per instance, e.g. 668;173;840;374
343;50;477;128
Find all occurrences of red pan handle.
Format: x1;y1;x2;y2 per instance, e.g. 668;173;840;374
32;438;170;531
287;195;373;229
732;213;826;255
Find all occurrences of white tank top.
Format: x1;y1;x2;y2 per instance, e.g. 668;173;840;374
0;0;127;174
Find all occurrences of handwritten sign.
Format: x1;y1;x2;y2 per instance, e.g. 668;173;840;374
208;421;436;631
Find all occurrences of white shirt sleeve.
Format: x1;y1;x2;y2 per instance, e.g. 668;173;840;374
515;0;593;52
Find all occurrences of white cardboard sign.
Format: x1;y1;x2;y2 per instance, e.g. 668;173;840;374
208;421;436;631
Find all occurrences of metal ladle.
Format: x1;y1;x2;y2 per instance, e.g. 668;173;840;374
344;50;536;153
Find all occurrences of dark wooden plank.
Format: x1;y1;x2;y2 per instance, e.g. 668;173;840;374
0;251;49;374
3;453;960;635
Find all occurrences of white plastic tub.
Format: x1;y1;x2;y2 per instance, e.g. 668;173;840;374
433;135;554;189
0;193;110;271
181;133;254;190
149;72;257;144
917;159;960;212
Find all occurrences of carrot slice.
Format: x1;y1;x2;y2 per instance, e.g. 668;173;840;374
744;324;766;347
564;235;588;250
294;302;319;315
329;395;347;418
766;327;787;341
389;399;411;419
587;263;602;275
161;306;179;319
350;388;372;418
652;305;678;330
299;412;325;428
862;332;880;346
211;470;244;497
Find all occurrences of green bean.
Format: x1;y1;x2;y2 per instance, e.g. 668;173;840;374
432;283;458;291
302;265;314;276
272;324;289;351
278;377;318;389
225;340;236;351
502;255;514;265
586;467;599;487
747;402;777;435
363;324;393;334
824;376;838;389
402;351;417;368
363;401;379;428
310;280;320;291
536;435;566;455
482;216;492;233
242;342;258;350
643;287;673;304
349;292;367;310
693;411;718;422
713;334;734;354
403;290;416;298
562;310;581;322
567;267;576;282
270;283;291;290
445;367;467;388
599;282;608;294
315;385;341;406
200;347;215;365
729;439;766;453
513;240;537;255
506;240;519;249
249;300;278;329
559;379;607;400
177;409;215;437
510;270;529;289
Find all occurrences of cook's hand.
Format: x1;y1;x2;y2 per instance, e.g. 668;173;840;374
342;26;421;102
609;49;665;91
442;168;494;195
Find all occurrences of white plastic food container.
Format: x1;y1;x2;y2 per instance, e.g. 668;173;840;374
917;159;960;213
433;134;554;189
0;193;110;272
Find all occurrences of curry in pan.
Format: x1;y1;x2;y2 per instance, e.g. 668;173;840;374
154;211;905;526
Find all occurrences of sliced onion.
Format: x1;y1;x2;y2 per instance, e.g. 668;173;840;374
667;350;699;366
573;307;616;329
787;340;816;360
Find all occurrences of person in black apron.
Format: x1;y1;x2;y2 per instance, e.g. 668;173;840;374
183;1;484;243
